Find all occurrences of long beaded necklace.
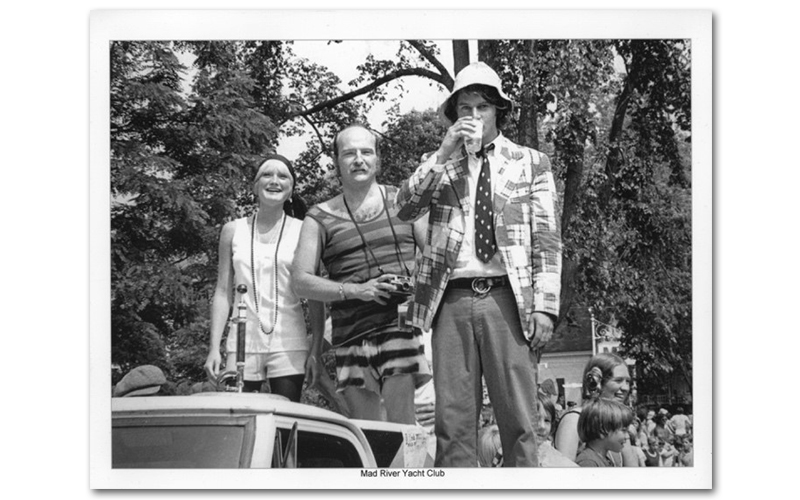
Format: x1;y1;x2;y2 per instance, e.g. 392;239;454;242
250;210;286;336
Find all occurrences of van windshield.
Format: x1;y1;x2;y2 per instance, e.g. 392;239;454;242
113;416;255;468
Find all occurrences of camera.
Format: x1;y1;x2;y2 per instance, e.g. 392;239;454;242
385;274;414;297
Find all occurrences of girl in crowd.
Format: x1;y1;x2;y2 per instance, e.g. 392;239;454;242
204;154;323;402
575;398;634;467
479;395;578;467
554;353;640;466
536;394;578;467
643;436;663;466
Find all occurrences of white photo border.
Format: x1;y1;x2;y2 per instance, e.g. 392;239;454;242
90;9;712;489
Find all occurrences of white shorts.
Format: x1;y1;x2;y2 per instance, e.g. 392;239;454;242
226;350;308;380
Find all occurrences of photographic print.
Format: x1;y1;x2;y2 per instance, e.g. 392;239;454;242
90;9;711;489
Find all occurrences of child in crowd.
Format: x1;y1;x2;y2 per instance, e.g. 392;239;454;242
672;437;685;466
644;435;663;466
678;435;694;467
477;395;580;467
536;394;577;467
575;398;634;467
477;424;503;467
629;429;647;467
653;412;673;444
660;436;678;467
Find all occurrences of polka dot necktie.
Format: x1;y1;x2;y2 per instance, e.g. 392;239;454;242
475;143;496;262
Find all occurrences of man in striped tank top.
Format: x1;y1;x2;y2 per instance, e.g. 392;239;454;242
291;124;431;424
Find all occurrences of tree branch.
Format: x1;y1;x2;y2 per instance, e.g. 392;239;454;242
282;67;449;123
406;40;454;90
302;114;328;154
280;99;331;154
372;129;405;150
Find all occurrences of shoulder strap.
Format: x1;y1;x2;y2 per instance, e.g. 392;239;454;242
305;204;325;221
304;206;330;256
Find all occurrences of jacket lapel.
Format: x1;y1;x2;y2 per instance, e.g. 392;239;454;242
493;139;520;213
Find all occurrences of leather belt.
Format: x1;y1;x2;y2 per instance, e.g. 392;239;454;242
447;275;509;294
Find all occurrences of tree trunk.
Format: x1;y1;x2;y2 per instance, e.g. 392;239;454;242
555;116;586;329
556;259;579;330
560;117;586;238
452;40;470;74
516;40;539;149
602;40;641;203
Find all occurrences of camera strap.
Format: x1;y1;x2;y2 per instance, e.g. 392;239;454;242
380;186;412;278
342;186;411;278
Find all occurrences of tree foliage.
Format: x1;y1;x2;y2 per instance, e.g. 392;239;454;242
109;41;365;384
479;39;692;393
378;109;447;187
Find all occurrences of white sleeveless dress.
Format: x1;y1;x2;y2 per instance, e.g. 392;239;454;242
225;215;309;355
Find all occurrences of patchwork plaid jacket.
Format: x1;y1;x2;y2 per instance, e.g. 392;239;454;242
395;135;562;340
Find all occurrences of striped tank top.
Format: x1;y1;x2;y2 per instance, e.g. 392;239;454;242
306;186;416;347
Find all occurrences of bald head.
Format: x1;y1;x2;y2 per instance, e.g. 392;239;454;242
332;124;381;161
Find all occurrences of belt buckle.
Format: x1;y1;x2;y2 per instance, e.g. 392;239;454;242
471;277;491;295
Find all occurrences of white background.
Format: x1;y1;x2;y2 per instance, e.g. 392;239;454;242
2;0;792;497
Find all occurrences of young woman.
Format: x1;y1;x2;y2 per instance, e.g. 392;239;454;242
204;154;322;402
554;353;640;466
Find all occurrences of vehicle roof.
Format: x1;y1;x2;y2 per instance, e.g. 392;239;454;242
112;393;416;434
114;392;343;419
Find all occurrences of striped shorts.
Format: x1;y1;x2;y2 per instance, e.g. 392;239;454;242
333;327;432;394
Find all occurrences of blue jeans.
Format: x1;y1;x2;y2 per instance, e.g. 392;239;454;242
432;283;540;467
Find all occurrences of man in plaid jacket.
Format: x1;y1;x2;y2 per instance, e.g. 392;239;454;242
396;62;562;467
